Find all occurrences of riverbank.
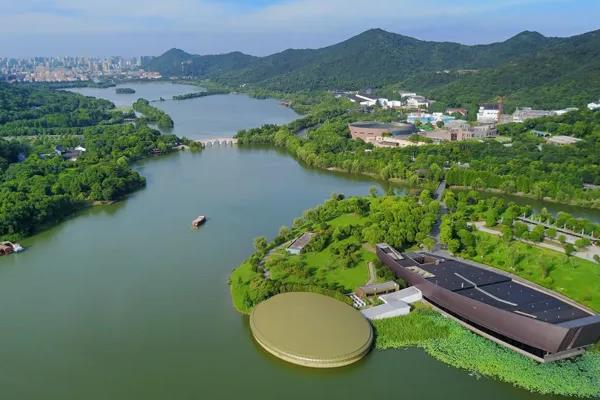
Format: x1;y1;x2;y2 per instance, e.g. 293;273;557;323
450;185;600;210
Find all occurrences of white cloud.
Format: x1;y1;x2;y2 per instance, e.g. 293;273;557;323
0;0;597;56
0;0;560;34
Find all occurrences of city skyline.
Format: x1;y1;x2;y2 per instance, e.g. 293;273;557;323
1;0;599;57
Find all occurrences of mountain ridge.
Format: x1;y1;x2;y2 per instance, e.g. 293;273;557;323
146;28;600;108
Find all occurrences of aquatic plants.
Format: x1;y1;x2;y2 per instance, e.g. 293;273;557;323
373;308;600;398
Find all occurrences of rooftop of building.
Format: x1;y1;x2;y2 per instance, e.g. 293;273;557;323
250;292;373;368
400;252;593;324
288;232;315;252
349;121;412;129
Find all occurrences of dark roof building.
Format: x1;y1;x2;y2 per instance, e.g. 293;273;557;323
376;244;600;362
287;232;315;255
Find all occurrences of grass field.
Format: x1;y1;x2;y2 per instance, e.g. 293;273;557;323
467;232;600;312
229;212;375;313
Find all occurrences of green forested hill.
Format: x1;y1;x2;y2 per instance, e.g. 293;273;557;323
146;48;258;77
147;28;600;107
0;83;179;239
401;30;600;110
0;83;118;135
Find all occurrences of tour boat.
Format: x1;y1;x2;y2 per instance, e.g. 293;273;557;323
192;216;207;229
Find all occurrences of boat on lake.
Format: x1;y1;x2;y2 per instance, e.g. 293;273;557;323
0;241;24;256
192;216;206;229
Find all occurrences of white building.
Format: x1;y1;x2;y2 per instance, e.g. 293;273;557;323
512;107;555;123
355;93;377;107
477;104;501;123
546;135;582;146
360;287;422;321
398;91;417;98
554;107;579;116
405;95;430;109
588;102;600;111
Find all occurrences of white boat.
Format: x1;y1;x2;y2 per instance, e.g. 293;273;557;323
192;215;207;229
12;243;24;253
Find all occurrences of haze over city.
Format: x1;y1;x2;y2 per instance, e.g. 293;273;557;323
2;0;600;56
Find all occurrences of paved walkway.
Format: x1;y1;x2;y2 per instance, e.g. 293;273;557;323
366;262;377;285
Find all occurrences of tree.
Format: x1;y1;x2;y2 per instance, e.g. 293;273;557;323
422;237;436;251
369;186;379;198
436;120;445;129
529;225;545;242
558;234;567;244
564;243;576;256
253;236;268;254
447;239;461;254
485;208;498;227
545;228;557;239
500;225;513;243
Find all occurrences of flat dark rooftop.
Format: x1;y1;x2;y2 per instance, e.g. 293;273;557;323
405;253;591;324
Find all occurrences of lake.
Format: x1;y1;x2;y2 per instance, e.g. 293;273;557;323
0;82;578;399
69;82;299;139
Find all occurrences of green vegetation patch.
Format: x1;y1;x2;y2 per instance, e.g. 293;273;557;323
132;98;174;130
467;232;600;311
374;307;600;397
440;190;600;312
229;194;438;314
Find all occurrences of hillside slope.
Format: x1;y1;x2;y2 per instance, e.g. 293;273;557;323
147;28;600;107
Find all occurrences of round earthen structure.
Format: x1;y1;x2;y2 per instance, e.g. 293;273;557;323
249;292;373;368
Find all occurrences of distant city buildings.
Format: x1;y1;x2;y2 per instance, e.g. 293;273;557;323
0;56;161;82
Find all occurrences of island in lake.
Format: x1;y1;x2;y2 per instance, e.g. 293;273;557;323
116;87;136;94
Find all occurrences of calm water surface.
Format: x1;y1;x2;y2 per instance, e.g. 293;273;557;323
70;82;299;139
0;83;581;399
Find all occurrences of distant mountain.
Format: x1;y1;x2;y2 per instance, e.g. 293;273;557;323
147;28;600;107
401;29;600;109
147;49;257;77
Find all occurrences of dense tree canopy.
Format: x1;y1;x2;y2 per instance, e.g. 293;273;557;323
0;84;181;239
237;106;600;208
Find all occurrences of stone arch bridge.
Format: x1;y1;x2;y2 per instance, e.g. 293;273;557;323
196;137;238;147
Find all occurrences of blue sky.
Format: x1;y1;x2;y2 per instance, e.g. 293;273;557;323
0;0;598;57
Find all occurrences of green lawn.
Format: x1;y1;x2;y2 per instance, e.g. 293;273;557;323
328;213;367;228
302;241;375;290
467;232;600;312
229;261;261;313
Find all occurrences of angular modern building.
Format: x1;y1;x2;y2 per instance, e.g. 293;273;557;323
376;244;600;362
